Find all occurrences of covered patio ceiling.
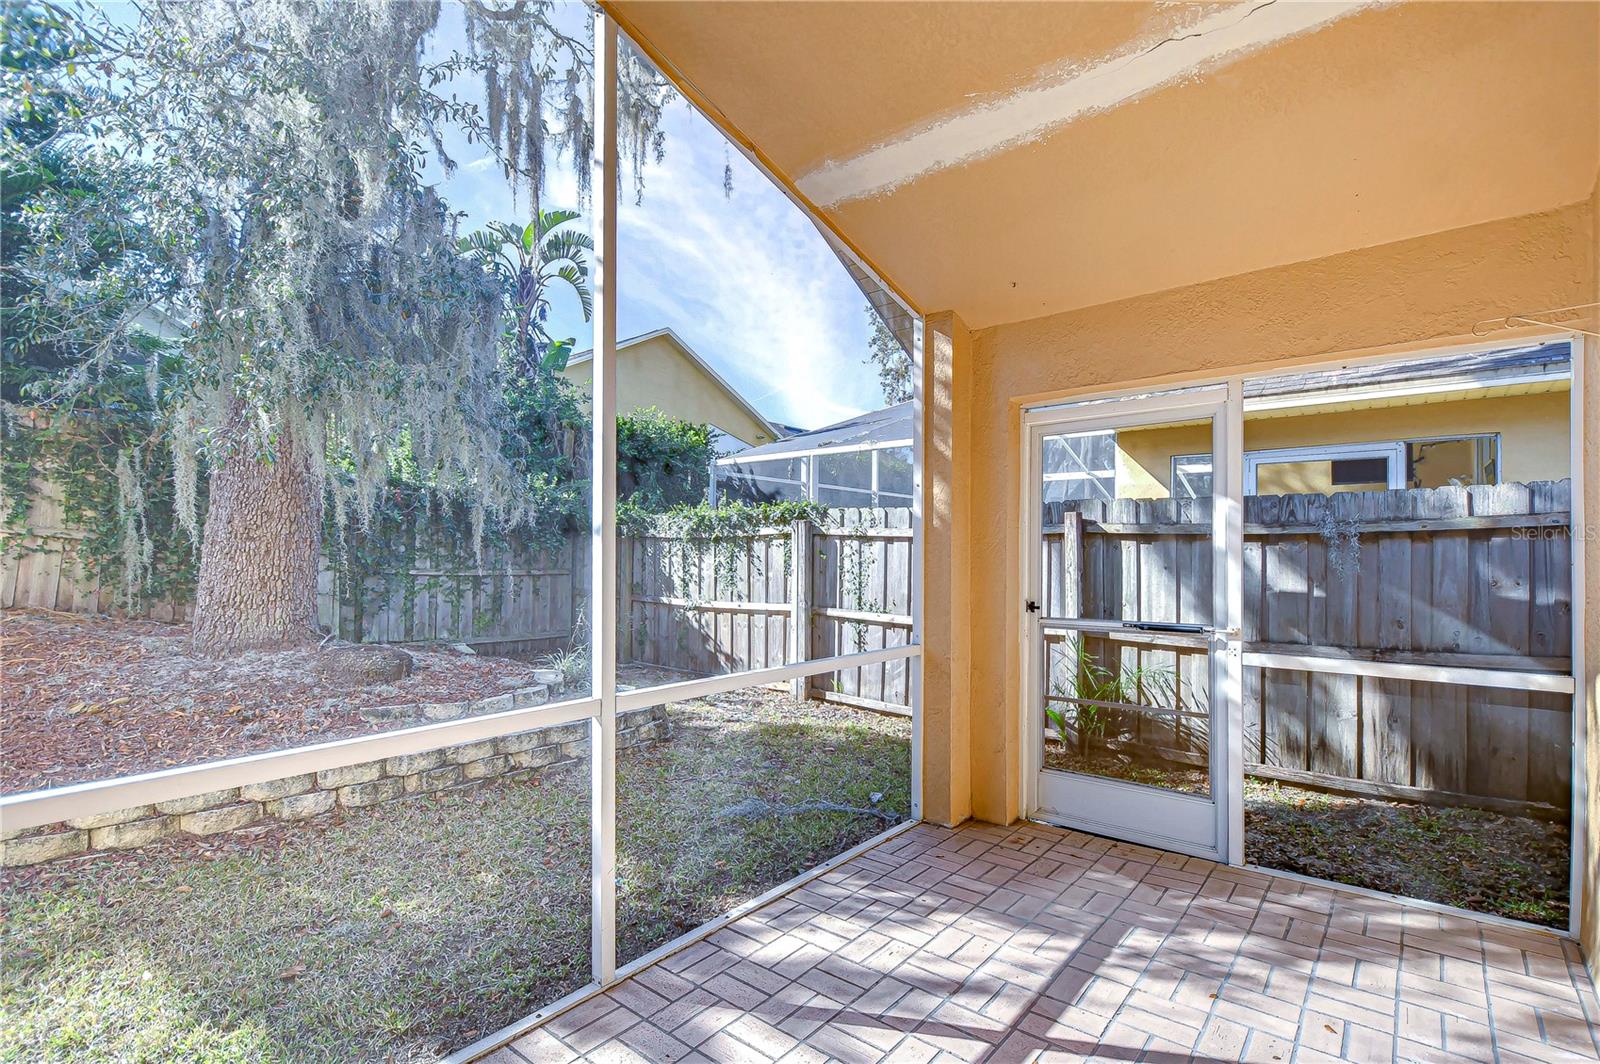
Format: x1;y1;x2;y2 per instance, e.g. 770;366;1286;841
606;1;1600;330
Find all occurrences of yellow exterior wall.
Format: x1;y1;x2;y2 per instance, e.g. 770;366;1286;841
920;312;974;828
559;333;776;447
939;196;1596;853
1112;390;1572;499
1582;173;1600;976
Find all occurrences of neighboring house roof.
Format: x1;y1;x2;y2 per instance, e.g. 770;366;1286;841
568;327;781;442
1246;342;1571;403
725;401;912;463
726;340;1574;464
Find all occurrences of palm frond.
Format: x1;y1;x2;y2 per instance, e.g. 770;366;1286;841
541;228;593;261
552;263;593;321
538;208;582;236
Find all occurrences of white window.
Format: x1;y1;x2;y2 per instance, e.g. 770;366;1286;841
1171;433;1503;499
1244;441;1405;496
1171;453;1214;500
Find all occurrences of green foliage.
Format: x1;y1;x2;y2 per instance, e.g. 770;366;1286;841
1046;637;1183;755
1;3;193;608
616;498;828;540
500;367;589;535
13;0;581;596
2;3;704;622
459;210;593;377
615;407;716;512
863;303;912;405
3;348;202;610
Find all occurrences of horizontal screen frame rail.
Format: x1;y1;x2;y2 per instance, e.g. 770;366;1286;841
616;644;921;713
0;646;923;835
1244;650;1574;694
0;697;600;834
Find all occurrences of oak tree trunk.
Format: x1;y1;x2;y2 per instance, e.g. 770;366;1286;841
190;420;323;656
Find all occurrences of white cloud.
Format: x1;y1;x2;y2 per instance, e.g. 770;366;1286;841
422;4;886;430
614;101;881;429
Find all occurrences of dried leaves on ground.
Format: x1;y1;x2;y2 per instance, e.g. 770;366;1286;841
0;608;562;793
1042;741;1569;927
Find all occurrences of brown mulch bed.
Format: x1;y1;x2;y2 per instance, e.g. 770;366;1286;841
0;608;564;794
1042;741;1211;795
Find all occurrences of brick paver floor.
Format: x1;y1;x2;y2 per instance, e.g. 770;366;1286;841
479;821;1600;1063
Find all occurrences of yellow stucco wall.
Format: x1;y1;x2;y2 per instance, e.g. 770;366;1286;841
1582;173;1600;974
1112;390;1572;499
560;333;776;447
926;195;1597;959
921;312;974;828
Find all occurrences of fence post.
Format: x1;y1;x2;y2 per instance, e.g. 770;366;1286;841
618;536;633;664
1061;511;1083;618
790;518;813;699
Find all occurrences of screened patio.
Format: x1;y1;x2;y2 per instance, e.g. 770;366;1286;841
482;822;1598;1064
475;0;1600;1058
2;2;1597;1063
712;403;915;509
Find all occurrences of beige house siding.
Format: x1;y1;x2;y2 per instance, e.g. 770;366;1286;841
1112;388;1571;499
560;331;777;448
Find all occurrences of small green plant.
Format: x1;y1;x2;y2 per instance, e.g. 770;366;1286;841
540;645;590;689
1046;636;1183;756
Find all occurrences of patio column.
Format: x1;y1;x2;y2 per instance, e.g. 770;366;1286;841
921;311;974;826
1582;329;1599;977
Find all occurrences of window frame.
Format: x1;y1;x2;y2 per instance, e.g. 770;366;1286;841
1170;452;1214;500
1242;440;1407;494
1174;430;1507;500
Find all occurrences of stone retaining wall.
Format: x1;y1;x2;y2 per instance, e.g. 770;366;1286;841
2;705;667;868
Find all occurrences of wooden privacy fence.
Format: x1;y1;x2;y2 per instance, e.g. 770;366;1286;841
7;493;915;711
321;534;587;655
2;477;197;621
13;470;1576;812
621;507;915;712
1;475;588;655
1043;480;1574;815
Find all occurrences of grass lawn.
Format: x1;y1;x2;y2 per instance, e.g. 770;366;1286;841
0;687;910;1063
1244;778;1569;928
1042;740;1569;927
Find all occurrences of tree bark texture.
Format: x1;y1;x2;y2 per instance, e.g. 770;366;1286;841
190;420;323;655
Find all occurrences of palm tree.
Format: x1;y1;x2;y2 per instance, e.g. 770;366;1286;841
460;208;593;376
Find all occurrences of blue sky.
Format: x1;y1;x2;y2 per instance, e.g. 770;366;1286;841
422;2;886;431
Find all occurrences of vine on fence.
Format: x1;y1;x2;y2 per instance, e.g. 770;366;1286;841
837;510;884;651
2;349;200;611
619;499;830;605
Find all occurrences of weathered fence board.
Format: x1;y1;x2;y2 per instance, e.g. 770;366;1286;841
1;477;191;622
1044;480;1574;812
620;507;915;711
1;476;586;650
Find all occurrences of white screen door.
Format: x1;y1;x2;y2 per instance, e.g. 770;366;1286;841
1022;387;1241;861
